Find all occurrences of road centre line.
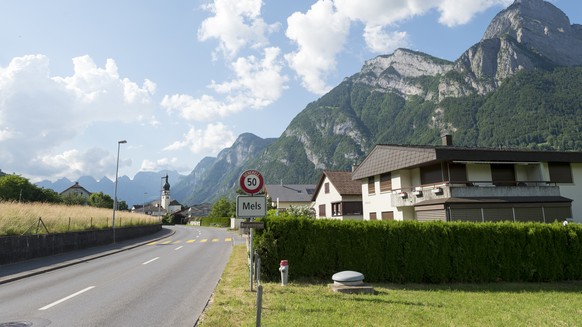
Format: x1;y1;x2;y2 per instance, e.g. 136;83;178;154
39;286;95;311
175;246;183;250
142;257;160;265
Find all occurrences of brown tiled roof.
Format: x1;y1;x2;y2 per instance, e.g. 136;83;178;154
352;144;582;180
312;170;361;200
326;171;362;195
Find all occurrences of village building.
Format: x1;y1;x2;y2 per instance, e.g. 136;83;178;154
351;136;582;223
60;182;92;199
312;170;363;220
264;184;316;212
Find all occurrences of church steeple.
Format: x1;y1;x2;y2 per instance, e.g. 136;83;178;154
161;174;170;211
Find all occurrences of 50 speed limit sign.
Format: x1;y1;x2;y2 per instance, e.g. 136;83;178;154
239;169;264;195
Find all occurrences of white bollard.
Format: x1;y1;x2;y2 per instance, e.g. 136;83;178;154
279;260;289;286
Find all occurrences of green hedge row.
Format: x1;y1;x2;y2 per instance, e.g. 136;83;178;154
200;217;230;227
254;218;582;283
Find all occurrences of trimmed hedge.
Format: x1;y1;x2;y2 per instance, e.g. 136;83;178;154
200;217;230;227
254;218;582;283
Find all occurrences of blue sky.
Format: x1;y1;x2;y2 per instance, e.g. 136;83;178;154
1;0;580;183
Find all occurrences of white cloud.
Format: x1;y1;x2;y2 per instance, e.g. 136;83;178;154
285;0;351;95
363;25;409;53
0;54;156;180
140;157;180;172
198;0;279;58
283;0;512;94
437;0;513;27
163;122;236;154
162;47;287;121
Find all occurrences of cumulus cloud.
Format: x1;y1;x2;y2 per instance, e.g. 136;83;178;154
140;157;180;172
0;54;156;180
283;0;511;95
163;122;236;154
198;0;279;58
161;47;287;121
285;0;350;95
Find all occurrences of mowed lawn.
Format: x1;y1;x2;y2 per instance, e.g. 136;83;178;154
199;245;582;327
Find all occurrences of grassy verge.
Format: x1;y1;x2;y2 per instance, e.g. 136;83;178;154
199;245;582;326
0;201;159;236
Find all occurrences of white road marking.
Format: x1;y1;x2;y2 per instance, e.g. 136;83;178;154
175;246;183;250
142;257;160;265
39;286;95;311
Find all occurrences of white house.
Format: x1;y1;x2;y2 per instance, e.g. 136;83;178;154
352;138;582;223
312;171;363;220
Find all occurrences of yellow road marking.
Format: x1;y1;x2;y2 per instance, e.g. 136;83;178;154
212;238;219;242
161;240;171;244
225;238;232;242
186;239;196;243
172;240;181;244
200;239;208;243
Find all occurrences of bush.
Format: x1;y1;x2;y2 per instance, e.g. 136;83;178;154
254;218;582;283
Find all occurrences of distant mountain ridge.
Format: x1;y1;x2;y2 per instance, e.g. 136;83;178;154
169;0;582;205
37;170;185;207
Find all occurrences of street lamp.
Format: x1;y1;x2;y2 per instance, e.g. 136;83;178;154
112;140;127;243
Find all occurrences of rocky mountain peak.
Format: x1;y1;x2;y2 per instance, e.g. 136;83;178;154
361;49;453;79
482;0;582;66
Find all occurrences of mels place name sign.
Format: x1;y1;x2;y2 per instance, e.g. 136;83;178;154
236;195;267;218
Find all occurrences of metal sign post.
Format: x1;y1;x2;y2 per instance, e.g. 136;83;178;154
237;169;267;293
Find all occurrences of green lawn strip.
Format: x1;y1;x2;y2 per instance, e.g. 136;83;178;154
200;245;582;326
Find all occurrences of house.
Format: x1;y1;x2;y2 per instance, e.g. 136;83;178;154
312;170;363;220
60;182;92;198
351;137;582;223
264;184;316;212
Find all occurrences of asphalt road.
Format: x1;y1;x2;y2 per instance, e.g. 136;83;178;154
0;225;243;326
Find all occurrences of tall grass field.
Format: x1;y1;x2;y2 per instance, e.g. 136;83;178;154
0;201;159;236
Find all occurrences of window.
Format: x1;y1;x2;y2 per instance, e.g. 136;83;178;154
448;163;467;183
369;212;377;220
380;173;392;192
324;182;330;194
381;211;394;221
343;202;363;215
368;177;375;195
420;164;444;184
549;162;573;183
318;204;326;217
491;164;515;186
332;202;341;216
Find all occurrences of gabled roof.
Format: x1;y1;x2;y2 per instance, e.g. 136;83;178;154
312;170;362;200
59;182;92;195
352;144;582;180
264;184;316;202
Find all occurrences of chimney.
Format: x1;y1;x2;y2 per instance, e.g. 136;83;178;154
441;134;453;146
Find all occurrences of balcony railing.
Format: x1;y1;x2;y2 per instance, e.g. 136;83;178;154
390;181;560;207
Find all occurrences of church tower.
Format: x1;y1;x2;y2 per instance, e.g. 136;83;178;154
161;174;170;212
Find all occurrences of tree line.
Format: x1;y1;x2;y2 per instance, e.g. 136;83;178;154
0;174;128;210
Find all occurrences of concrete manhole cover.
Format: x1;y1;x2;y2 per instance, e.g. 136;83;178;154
0;323;33;327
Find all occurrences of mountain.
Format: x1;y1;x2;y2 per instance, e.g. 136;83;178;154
172;133;277;205
173;0;582;205
37;170;185;207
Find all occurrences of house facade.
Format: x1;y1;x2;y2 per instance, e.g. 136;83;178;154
264;184;316;212
312;171;363;220
60;182;92;198
352;142;582;223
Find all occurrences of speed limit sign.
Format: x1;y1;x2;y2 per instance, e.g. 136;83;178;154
239;169;264;195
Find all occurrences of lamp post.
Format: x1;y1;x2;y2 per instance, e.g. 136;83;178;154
112;140;127;243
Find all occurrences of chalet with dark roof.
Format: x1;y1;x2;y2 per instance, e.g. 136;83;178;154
60;182;92;198
264;184;316;212
352;137;582;223
312;170;363;220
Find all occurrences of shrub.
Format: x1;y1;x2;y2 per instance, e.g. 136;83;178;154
254;218;582;283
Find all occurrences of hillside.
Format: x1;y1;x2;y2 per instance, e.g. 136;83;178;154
173;0;582;205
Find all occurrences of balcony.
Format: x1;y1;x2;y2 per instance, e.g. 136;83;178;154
390;181;560;207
